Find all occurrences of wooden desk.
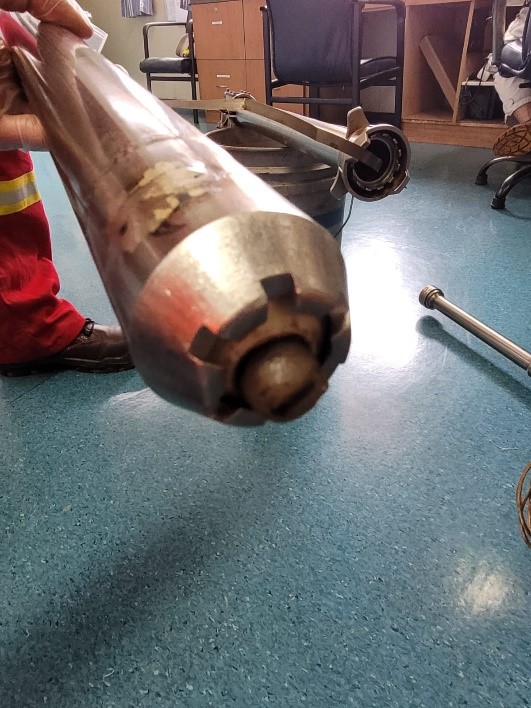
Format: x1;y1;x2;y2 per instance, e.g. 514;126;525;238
191;0;512;147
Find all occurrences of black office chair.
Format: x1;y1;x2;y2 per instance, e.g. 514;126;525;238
139;14;199;124
261;0;406;128
475;1;531;209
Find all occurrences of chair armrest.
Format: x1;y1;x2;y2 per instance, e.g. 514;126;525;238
491;0;508;66
355;0;406;18
142;21;186;60
186;18;194;49
352;0;406;67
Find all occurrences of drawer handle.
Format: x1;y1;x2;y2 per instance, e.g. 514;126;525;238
211;20;223;25
216;74;231;78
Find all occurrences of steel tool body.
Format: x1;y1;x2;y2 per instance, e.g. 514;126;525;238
0;11;355;424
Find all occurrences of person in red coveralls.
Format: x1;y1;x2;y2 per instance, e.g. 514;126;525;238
0;0;133;375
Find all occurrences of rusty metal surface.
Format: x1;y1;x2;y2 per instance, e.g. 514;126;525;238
3;14;350;424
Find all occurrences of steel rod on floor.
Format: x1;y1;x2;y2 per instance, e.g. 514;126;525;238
419;286;531;375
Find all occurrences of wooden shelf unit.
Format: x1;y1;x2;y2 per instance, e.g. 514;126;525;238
401;0;521;147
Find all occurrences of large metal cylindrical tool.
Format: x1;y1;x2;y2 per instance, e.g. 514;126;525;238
1;13;350;424
419;286;531;375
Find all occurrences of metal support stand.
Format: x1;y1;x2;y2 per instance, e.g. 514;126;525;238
419;286;531;376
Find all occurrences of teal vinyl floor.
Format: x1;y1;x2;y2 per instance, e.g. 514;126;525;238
0;134;530;707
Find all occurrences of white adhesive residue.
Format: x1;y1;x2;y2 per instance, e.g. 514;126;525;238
132;161;208;234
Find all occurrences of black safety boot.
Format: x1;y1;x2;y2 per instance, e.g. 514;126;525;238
0;319;134;376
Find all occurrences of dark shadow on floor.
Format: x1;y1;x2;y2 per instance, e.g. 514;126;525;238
0;457;288;706
417;316;531;410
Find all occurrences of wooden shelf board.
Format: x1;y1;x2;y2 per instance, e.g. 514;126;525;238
403;110;454;122
419;34;460;109
402;114;506;148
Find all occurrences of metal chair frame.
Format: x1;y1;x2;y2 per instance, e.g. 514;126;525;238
140;19;199;124
261;0;406;127
476;0;531;208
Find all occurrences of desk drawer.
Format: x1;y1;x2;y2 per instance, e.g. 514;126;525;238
197;59;247;99
243;0;265;59
193;1;245;60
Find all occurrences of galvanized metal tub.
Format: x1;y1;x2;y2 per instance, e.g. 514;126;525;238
206;126;346;243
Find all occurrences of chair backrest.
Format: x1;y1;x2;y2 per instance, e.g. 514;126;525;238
523;6;531;66
500;11;531;77
266;0;355;84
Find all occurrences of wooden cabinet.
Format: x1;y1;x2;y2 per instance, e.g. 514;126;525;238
195;59;247;101
242;0;264;60
193;1;245;59
401;0;520;147
192;0;246;120
191;0;303;119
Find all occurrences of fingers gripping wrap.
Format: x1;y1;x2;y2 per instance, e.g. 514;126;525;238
0;0;92;37
0;112;45;149
0;15;46;148
0;35;24;116
0;1;91;149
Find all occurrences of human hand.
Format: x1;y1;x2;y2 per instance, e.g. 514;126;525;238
0;2;92;150
0;0;92;38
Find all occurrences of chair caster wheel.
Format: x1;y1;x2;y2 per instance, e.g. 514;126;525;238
491;196;506;209
475;174;488;185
